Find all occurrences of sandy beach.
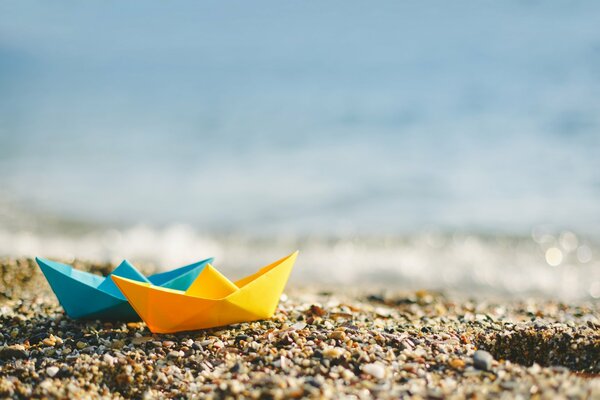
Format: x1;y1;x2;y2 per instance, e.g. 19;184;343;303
0;258;598;399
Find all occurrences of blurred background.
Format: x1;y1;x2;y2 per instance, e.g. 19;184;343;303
1;1;599;299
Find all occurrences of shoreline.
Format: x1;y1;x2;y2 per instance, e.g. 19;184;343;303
0;258;599;398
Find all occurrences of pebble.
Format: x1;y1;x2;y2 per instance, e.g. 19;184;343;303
362;363;386;379
473;350;494;371
448;358;466;370
131;336;153;345
308;304;327;316
46;366;59;377
291;322;307;330
168;350;184;358
323;347;344;358
42;337;56;347
0;344;28;359
103;354;115;365
329;331;346;341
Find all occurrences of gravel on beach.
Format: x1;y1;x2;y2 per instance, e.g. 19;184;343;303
0;258;599;399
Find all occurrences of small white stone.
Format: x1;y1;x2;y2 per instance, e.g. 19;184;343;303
40;379;54;390
291;322;307;330
168;350;184;358
46;366;59;377
362;363;386;379
341;368;355;380
103;354;115;365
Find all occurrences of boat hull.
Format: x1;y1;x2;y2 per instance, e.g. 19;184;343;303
36;257;213;321
112;252;297;333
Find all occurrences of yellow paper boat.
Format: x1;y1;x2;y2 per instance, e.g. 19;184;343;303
111;251;298;333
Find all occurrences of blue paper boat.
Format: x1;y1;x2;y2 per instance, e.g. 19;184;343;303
35;257;214;321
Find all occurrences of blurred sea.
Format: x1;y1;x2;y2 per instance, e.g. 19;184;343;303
1;1;599;298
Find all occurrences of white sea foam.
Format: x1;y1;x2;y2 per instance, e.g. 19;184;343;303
1;224;598;301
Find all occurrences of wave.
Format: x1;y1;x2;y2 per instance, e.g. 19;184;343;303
1;223;598;301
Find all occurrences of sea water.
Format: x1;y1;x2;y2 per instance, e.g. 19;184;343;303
0;1;599;298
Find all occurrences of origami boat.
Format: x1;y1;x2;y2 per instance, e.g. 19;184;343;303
36;257;214;321
112;251;298;333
